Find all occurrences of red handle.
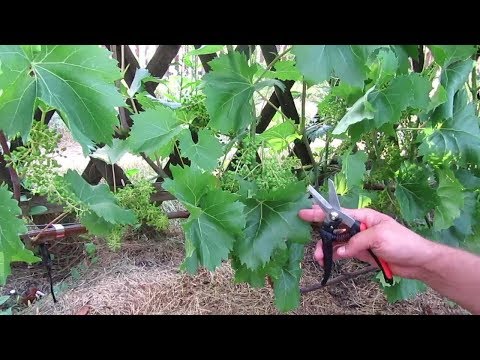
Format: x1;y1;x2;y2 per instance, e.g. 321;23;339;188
357;222;394;285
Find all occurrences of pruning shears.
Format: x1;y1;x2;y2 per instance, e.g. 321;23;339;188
307;179;394;286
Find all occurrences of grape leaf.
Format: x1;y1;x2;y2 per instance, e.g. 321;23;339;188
409;73;432;109
339;188;376;209
203;51;257;135
433;170;464;231
182;189;246;272
430;191;477;247
341;150;368;191
273;242;305;312
0;185;40;285
235;182;311;269
264;60;302;81
161;165;218;213
419;101;480;166
128;106;186;158
128;68;151;97
431;60;474;122
257;119;301;151
63;170;136;225
292;45;376;87
456;169;480;190
332;87;375;135
188;45;224;56
379;276;427;303
232;256;269;288
91;138;129;164
335;73;431;134
0;45;125;152
395;162;437;222
80;212;116;236
368;47;398;85
331;83;363;106
399;45;419;59
427;45;477;67
178;129;223;172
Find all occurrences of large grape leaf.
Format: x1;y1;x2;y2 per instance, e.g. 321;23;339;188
292;45;379;87
263;60;302;81
232;256;269;288
341;150;367;191
367;47;399;85
332;87;375;135
80;212;116;236
181;189;245;271
456;169;480;190
128;106;186;158
430;60;473;122
0;45;125;151
203;51;257;135
430;191;477;247
0;185;40;285
256;119;301;152
161;165;218;213
334;73;431;134
235;182;311;269
427;45;477;67
162;165;245;272
178;129;223;172
433;170;464;231
63;170;136;225
419;101;480;166
272;242;305;312
395;162;437;222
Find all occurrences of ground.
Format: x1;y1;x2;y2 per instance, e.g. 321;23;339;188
0;117;471;315
2;223;469;315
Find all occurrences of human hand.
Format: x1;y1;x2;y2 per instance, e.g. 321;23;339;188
298;205;437;280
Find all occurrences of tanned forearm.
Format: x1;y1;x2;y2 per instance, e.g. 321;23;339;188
418;242;480;314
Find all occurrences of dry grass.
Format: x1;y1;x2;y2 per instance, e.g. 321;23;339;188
10;225;469;316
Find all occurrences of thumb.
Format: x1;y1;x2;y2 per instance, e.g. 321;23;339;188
337;228;377;258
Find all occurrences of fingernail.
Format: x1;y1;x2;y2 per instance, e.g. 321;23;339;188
337;246;346;256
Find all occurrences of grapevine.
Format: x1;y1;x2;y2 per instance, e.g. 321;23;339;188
0;44;479;313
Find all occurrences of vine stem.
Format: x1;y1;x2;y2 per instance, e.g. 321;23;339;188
255;90;288;121
253;46;292;85
141;152;169;178
31;212;69;242
299;81;317;178
300;265;377;294
472;54;478;114
0;131;20;201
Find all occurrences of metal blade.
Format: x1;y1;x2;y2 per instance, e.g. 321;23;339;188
307;185;333;213
328;179;341;211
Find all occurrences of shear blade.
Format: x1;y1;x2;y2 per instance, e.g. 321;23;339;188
328;179;341;211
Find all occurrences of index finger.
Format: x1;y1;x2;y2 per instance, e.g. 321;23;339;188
298;204;325;223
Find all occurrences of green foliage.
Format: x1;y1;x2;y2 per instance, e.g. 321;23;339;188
0;45;125;153
2;44;480;313
0;185;40;285
203;51;257;135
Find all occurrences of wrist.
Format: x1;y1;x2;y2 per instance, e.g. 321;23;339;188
415;240;447;283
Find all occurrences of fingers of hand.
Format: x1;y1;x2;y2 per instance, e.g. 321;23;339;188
299;204;325;223
337;228;376;258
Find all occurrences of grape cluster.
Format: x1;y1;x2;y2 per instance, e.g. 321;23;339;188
114;179;169;231
6;121;87;215
181;93;210;129
222;137;301;193
317;93;347;124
